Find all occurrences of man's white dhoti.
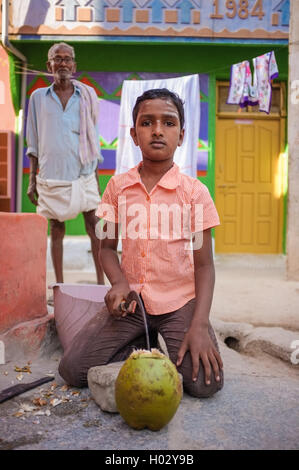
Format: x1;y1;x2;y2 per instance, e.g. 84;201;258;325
36;173;100;222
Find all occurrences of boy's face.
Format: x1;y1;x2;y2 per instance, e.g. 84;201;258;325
130;98;184;163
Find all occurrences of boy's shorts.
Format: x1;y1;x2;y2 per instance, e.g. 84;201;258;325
58;298;224;398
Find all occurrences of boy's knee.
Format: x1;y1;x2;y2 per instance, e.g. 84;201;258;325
182;370;224;399
58;353;88;388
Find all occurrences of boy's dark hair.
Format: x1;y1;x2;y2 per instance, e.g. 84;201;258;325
132;88;185;129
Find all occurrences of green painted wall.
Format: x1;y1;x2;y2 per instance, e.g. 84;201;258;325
16;40;288;246
14;40;288;79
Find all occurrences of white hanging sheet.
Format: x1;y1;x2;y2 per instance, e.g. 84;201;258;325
116;74;200;178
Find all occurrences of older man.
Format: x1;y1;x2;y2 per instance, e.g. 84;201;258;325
26;42;104;289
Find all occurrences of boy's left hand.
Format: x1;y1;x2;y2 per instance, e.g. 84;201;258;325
176;327;223;386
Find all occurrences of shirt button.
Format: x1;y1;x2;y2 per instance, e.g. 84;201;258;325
141;252;146;257
146;195;150;201
139;278;144;283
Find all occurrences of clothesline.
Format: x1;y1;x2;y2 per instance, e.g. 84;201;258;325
202;43;288;76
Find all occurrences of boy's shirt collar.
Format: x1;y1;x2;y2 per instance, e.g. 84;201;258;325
121;162;180;191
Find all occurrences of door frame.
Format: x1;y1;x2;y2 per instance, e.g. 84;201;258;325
215;81;287;254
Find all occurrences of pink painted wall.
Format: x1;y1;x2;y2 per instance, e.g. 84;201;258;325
0;46;16;212
0;46;16;132
0;212;48;333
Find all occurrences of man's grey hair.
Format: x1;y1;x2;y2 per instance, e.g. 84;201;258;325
48;42;75;60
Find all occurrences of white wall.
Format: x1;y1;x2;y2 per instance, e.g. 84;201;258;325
287;0;299;280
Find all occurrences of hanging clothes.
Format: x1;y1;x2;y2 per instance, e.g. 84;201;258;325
251;51;279;114
116;74;200;178
226;61;256;108
227;51;279;114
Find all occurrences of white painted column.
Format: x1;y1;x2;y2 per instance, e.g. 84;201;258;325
287;0;299;280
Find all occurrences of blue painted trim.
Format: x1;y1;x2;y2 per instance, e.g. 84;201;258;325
14;35;289;45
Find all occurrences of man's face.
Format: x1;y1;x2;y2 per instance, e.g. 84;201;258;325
47;46;76;80
130;98;184;163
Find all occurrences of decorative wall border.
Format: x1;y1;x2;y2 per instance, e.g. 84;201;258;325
8;0;289;39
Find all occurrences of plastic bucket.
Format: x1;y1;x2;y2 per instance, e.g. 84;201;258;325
50;283;110;351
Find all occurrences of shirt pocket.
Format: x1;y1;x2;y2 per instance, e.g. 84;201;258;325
152;239;194;283
121;239;143;279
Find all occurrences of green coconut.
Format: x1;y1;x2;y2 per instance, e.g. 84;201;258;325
115;348;183;431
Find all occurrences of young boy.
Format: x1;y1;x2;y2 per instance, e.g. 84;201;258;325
58;89;223;398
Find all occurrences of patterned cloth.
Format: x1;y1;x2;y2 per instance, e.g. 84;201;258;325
251;51;279;114
227;60;255;108
96;162;220;315
227;51;279;114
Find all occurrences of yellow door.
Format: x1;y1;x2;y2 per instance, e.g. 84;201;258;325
215;118;283;253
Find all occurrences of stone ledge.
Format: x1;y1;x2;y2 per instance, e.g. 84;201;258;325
88;362;124;413
0;313;60;361
212;318;299;365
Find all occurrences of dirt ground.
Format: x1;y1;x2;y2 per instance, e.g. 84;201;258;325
212;254;299;332
0;327;298;450
1;254;298;450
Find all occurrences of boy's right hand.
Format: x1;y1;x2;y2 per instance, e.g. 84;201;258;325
104;282;137;318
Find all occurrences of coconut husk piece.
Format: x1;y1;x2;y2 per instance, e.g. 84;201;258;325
0;376;55;403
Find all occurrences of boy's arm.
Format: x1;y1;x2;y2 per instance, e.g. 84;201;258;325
100;221;136;317
176;228;223;384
